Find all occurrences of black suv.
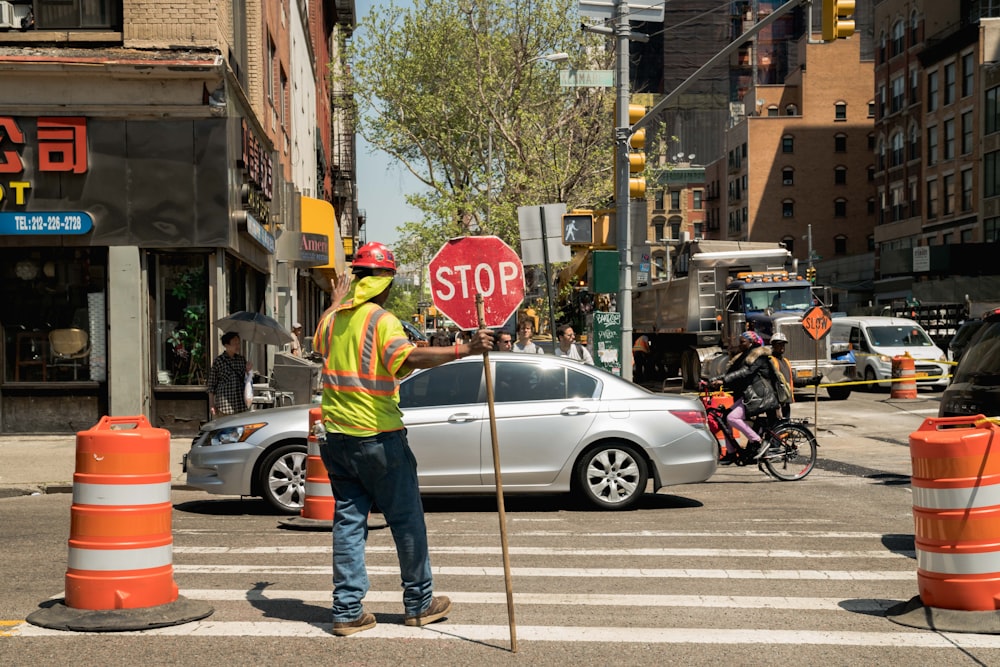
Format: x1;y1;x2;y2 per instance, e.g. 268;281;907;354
940;309;1000;417
948;319;985;366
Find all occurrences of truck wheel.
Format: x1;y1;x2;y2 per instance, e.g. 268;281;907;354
826;386;851;400
681;350;701;390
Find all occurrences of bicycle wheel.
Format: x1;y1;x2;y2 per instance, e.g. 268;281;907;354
759;422;817;481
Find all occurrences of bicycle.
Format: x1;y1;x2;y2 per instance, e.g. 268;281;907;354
697;381;818;481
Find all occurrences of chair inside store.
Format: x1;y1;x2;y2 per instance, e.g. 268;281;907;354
49;328;90;380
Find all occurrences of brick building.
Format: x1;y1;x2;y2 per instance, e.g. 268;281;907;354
0;1;357;433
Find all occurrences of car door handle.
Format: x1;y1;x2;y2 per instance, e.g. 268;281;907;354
560;406;589;416
447;413;478;423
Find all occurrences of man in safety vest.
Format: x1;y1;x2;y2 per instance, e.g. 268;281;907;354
313;241;494;637
769;331;822;419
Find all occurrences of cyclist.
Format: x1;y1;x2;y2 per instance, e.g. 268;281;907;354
710;330;781;463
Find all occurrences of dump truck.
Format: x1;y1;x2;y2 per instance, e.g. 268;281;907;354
633;239;854;399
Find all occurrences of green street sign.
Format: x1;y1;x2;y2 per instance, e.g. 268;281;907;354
559;70;614;88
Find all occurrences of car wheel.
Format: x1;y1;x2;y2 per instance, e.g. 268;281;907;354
258;443;308;514
574;442;648;511
826;385;851;400
864;366;879;392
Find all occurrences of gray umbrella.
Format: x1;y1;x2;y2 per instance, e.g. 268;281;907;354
216;311;293;346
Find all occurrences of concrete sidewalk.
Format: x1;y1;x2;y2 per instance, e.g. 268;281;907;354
0;434;193;498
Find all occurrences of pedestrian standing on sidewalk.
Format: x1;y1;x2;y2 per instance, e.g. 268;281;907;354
207;332;251;417
313;241;494;636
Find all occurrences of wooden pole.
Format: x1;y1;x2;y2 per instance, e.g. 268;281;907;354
476;294;517;652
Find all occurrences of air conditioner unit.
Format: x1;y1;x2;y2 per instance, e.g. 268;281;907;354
782;179;794;185
0;2;16;29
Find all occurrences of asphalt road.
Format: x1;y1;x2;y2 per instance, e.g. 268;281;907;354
4;388;1000;665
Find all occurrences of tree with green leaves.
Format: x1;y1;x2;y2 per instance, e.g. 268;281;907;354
346;0;615;267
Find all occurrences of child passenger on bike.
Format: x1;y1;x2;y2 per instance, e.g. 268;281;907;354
709;330;781;463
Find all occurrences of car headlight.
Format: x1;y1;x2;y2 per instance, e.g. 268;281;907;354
208;422;268;445
877;354;892;363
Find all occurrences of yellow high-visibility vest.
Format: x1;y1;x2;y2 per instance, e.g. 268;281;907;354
313;301;415;436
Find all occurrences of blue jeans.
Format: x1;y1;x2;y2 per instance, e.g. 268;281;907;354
320;429;434;623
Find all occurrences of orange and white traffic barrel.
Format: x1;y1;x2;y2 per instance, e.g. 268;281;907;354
27;416;212;631
890;353;918;399
279;408;334;529
887;415;1000;634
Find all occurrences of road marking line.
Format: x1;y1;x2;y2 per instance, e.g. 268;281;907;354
11;622;1000;647
178;589;896;612
173;545;912;559
172;564;914;580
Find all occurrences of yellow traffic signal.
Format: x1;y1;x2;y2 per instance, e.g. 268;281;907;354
628;104;646;199
806;266;817;283
822;0;855;41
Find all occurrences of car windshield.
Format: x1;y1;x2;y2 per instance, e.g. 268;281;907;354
744;287;812;312
953;320;1000;382
868;325;933;347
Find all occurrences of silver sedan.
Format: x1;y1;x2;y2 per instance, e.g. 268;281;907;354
184;353;717;512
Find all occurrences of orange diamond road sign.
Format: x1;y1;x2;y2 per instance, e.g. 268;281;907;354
801;306;832;340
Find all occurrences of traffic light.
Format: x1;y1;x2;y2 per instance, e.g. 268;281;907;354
821;0;855;41
628;104;646;199
806;266;817;283
562;211;594;245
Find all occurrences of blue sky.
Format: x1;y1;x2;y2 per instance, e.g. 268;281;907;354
353;0;422;248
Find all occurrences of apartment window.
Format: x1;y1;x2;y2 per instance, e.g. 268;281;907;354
878;31;886;64
987;151;1000;198
944;119;955;160
927;178;938;218
963;52;975;98
891;20;905;56
878;84;886;118
653;221;664;241
782;200;794;217
785;104;798;115
891;76;905;113
988;217;1000;242
891;184;905;221
868;165;875;182
989;87;1000;134
834;235;848;255
655;189;665;210
910;10;919;42
868;133;876;150
835;166;847;185
928;71;939;112
782;168;794;185
877;138;885;171
868;100;875;118
944;62;956;105
835;102;847;121
962;111;974;155
33;0;121;29
927;126;938;165
834;134;847;152
768;105;779;117
670;190;681;211
962;228;973;243
909;69;919;105
962;168;973;211
781;135;794;153
943;174;955;215
267;37;276;103
909;181;919;216
834;199;847;217
867;197;876;215
693;190;703;210
891;131;904;167
908;125;919;160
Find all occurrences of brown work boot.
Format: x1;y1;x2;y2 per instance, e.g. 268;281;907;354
404;595;452;627
332;611;376;636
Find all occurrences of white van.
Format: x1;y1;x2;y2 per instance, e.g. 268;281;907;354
830;316;949;390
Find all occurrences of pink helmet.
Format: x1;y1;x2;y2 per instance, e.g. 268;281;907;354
740;330;763;347
352;242;397;272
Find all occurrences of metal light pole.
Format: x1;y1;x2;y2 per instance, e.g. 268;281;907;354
614;0;633;382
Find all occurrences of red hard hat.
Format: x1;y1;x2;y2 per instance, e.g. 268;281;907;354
352;242;397;272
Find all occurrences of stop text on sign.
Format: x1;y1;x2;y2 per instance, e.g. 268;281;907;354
433;262;521;301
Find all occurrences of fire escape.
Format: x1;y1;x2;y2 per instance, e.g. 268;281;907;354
331;0;361;258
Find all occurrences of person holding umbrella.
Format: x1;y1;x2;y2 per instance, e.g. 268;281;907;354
207;332;251;417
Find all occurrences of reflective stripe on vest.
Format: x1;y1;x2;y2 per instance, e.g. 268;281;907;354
320;304;400;395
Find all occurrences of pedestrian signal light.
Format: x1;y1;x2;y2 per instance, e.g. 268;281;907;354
628;104;646;200
822;0;855;41
562;212;594;245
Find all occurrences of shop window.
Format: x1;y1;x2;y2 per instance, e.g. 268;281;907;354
156;254;209;386
2;248;107;384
